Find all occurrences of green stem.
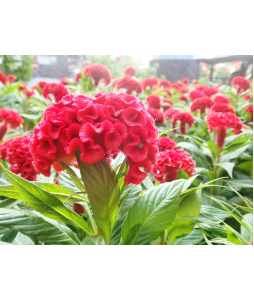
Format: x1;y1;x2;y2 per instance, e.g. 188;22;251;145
160;230;166;245
211;148;222;195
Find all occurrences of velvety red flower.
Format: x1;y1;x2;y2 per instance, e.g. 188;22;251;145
196;85;209;91
203;87;218;97
181;78;189;84
158;137;177;151
146;95;161;109
232;76;250;94
206;112;243;148
0;135;38;181
162;99;173;111
171;82;183;91
124;66;136;77
245;105;253;122
84;64;111;86
75;72;81;82
6;74;16;84
172;111;195;134
165;108;180;120
159;80;172;88
0;109;23;142
211;103;235;114
0;71;7;85
179;87;188;94
30;92;158;185
147;107;164;125
152;149;195;183
18;83;28;91
189;90;205;101
117;77;142;95
42;83;69;103
190;97;214;115
142;77;158;90
72;203;86;215
214;95;230;105
160;88;172;96
179;95;188;101
60;78;69;85
23;88;35;99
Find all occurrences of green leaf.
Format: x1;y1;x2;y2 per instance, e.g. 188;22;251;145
142;175;154;190
1;229;18;243
0;163;93;235
182;174;200;192
167;190;202;244
122;180;185;245
75;151;120;245
118;184;141;219
208;140;219;157
225;224;246;245
200;205;231;223
175;229;204;245
81;235;105;245
241;213;253;242
0;208;80;245
214;162;235;178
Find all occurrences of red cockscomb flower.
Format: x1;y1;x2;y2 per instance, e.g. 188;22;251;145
72;203;86;215
181;78;189;85
42;83;69;103
30;92;158;186
117;77;142;95
84;64;111;86
157;137;177;152
211;103;235;114
152;149;195;183
160;88;172;96
23;88;35;99
214;96;230;105
0;109;23;142
190;96;214;115
0;135;38;181
232;76;250;94
124;66;136;77
6;74;16;84
172;111;195;134
245;105;253;122
203;87;218;97
165;108;180;121
171;82;183;91
0;71;7;85
60;78;70;85
146;94;161;109
196;85;209;91
179;87;188;94
179;95;188;101
189;90;205;101
142;77;158;90
162;99;173;111
206;112;243;148
147;107;164;125
159;80;172;88
75;72;81;82
18;83;28;91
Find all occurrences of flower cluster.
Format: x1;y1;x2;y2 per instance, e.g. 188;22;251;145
124;66;136;77
232;76;250;94
0;135;38;181
152;149;195;183
142;77;158;90
84;64;111;86
157;137;177;151
6;74;16;84
0;71;7;85
0;109;23;141
203;87;218;97
211;103;235;114
162;99;173;111
146;95;161;109
214;95;230;105
172;111;195;134
42;83;69;103
190;96;214;115
159;80;172;88
117;77;142;95
147;107;164;125
181;78;189;84
30;92;159;185
189;90;205;101
245;105;253;122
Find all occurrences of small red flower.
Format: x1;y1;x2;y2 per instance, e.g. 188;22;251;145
245;105;253;122
232;76;250;94
42;83;69;103
181;78;189;84
162;99;173;111
75;72;81;82
171;82;183;91
60;78;69;85
165;108;180;120
158;137;177;151
0;71;7;85
192;80;199;85
147;107;164;125
190;97;214;115
203;87;218;97
159;80;172;88
211;103;235;114
179;87;188;94
18;83;28;91
6;74;16;84
124;66;136;77
0;109;23;142
245;94;253;101
189;90;205;101
172;111;195;134
146;94;161;109
179;95;188;101
23;88;35;99
72;203;86;215
84;64;111;86
142;77;158;90
117;77;142;95
214;95;230;105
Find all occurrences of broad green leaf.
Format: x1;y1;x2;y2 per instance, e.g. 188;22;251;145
0;208;80;245
142;175;154;190
1;229;18;243
0;198;20;208
81;235;105;245
223;179;253;190
225;224;246;245
182;174;200;192
241;213;253;243
200;205;231;223
174;229;204;245
208;140;219;157
195;217;227;238
75;151;120;245
167;190;202;244
110;215;126;245
214;162;235;178
122;180;185;245
236;161;253;176
118;184;141;219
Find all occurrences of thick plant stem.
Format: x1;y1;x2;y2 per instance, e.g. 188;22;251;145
160;231;166;245
211;147;222;195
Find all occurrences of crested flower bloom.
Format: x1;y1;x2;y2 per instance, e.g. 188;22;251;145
147;107;164;125
42;83;69;103
162;99;173;111
245;105;253;122
18;83;28;91
117;77;142;95
214;95;230;105
160;88;172;96
181;78;189;84
206;112;243;148
84;63;111;86
142;77;158;90
165;108;180;121
60;78;69;85
0;109;23;142
72;203;86;215
179;95;188;101
232;76;250;94
0;71;7;85
152;149;195;183
196;85;209;91
0;135;38;181
172;111;195;134
22;88;35;99
189;90;205;101
171;82;183;91
30;92;158;186
124;66;137;77
6;74;16;84
159;80;172;88
211;103;235;114
75;72;81;82
157;137;177;152
190;96;214;115
179;87;188;94
146;94;161;109
203;87;218;97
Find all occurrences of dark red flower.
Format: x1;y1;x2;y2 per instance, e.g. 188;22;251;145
165;108;180;120
232;76;250;94
42;83;69;103
181;78;189;84
60;78;70;85
84;64;111;86
190;97;214;115
211;103;235;114
162;99;173;111
0;71;7;85
18;83;28;91
159;80;172;88
214;95;230;105
23;88;35;99
147;107;164;125
0;109;23;142
31;93;158;185
0;135;38;181
158;137;177;151
124;66;136;77
6;74;16;84
146;94;161;109
117;77;142;95
152;149;195;183
179;95;188;101
172;111;195;134
203;87;218;97
189;90;205;101
142;77;158;90
72;203;86;215
245;105;253;122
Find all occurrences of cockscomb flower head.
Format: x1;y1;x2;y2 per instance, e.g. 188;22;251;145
0;71;7;85
6;74;16;84
75;72;81;82
152;149;195;183
142;77;158;90
165;108;180;120
189;89;205;101
160;88;172;96
211;103;235;114
245;105;253;122
84;63;111;86
181;78;189;84
196;85;209;91
147;107;164;125
60;78;70;85
162;99;173;111
179;95;188;101
30;92;159;185
0;109;23;142
232;76;250;94
42;83;69;103
23;88;35;99
72;203;86;215
146;94;161;109
190;96;214;115
124;66;136;77
18;83;27;91
159;80;172;88
179;87;188;94
117;77;142;95
172;111;195;134
203;87;218;97
171;82;183;91
157;137;177;152
0;135;38;181
214;95;230;105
